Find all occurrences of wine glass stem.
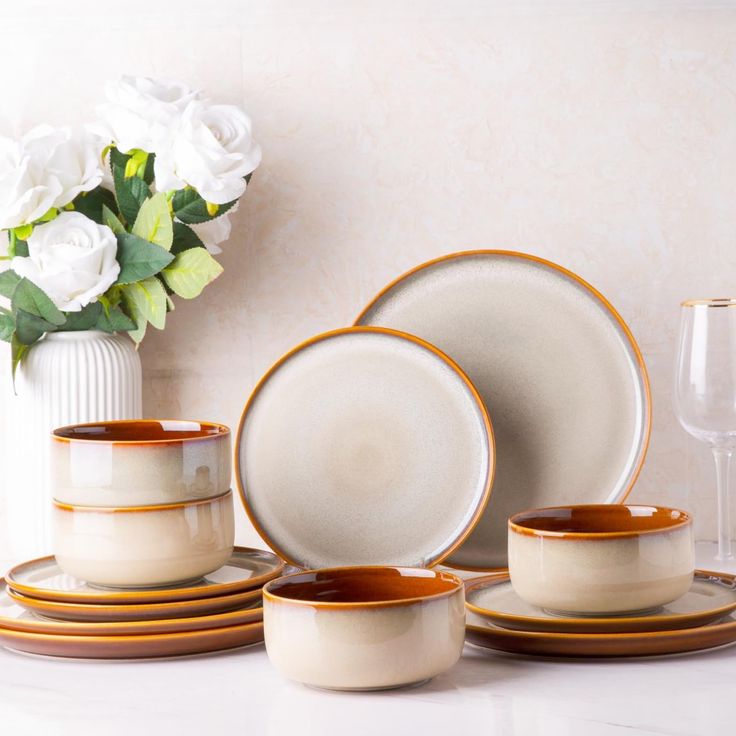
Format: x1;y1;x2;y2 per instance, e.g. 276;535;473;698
712;447;734;561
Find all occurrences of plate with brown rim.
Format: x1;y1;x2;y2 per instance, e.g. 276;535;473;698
0;619;264;659
0;579;262;635
6;546;283;605
8;584;262;623
465;571;736;634
357;250;651;570
465;612;736;658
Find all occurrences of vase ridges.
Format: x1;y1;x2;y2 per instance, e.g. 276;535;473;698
6;331;143;560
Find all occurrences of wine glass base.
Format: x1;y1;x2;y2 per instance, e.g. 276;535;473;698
695;540;736;573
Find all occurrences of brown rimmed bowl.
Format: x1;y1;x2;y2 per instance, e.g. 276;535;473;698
51;419;231;507
507;504;694;615
263;566;465;691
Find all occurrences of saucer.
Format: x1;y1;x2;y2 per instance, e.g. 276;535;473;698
0;619;264;659
0;579;262;635
6;546;284;604
9;585;262;623
465;611;736;658
465;570;736;633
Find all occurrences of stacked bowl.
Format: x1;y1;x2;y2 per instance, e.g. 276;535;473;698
0;420;285;658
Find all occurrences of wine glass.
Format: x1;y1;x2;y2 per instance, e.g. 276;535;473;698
674;298;736;564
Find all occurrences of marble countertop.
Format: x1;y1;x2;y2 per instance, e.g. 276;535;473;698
1;634;731;735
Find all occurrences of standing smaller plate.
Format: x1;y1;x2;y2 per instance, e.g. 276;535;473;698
0;579;262;636
6;547;284;605
9;585;262;623
465;571;736;633
236;327;494;570
0;620;264;659
465;613;736;658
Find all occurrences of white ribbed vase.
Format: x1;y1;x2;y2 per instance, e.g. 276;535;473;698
6;331;142;561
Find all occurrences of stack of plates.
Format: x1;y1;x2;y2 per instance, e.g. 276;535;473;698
0;547;284;659
463;571;736;658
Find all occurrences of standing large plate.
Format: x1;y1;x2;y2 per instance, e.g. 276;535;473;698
236;327;495;570
357;251;651;569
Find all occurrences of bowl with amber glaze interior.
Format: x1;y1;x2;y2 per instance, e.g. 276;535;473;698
508;504;694;615
263;566;465;690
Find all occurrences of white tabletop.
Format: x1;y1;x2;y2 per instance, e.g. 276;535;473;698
0;633;732;735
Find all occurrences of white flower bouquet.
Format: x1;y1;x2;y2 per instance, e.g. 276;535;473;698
0;76;260;375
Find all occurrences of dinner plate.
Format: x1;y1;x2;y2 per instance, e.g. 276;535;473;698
0;620;264;659
6;547;283;604
236;326;495;569
0;579;262;636
465;571;736;633
465;613;736;658
357;250;651;569
9;585;262;623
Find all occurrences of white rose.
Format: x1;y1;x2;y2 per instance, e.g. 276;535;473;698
24;125;104;208
94;75;200;154
11;212;120;312
186;203;238;255
155;102;261;204
0;126;103;229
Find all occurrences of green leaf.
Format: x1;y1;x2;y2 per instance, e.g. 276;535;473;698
11;278;66;326
172;188;238;224
102;205;125;235
13;224;33;241
132;193;173;251
113;163;150;226
59;302;103;331
142;153;156;185
171;222;205;254
121;276;167;335
0;270;21;299
161;248;223;299
15;309;56;344
115;233;174;285
14;240;29;257
11;334;29;384
71;187;117;225
96;305;136;333
0;312;13;341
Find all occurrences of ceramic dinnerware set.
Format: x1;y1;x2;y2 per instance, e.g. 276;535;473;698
4;249;736;684
0;421;285;658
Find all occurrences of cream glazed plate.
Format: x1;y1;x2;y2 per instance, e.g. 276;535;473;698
6;547;284;604
465;571;736;633
236;327;495;569
357;250;651;569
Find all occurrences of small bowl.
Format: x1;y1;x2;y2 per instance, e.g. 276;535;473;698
51;420;231;507
508;504;694;615
263;566;465;691
52;490;235;588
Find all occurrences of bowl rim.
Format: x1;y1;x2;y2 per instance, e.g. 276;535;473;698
52;489;232;514
508;503;692;540
52;419;230;445
263;565;464;610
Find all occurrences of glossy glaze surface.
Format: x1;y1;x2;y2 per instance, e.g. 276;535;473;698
508;505;694;614
357;250;651;570
51;491;235;587
51;420;231;506
0;578;263;635
264;567;465;690
9;585;262;623
237;327;494;569
0;620;264;659
7;546;281;604
465;571;736;633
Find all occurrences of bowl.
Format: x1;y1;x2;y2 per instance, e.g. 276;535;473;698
51;419;231;507
52;490;235;587
263;566;465;691
508;504;694;615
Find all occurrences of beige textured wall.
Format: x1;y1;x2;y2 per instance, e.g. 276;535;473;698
1;1;733;548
